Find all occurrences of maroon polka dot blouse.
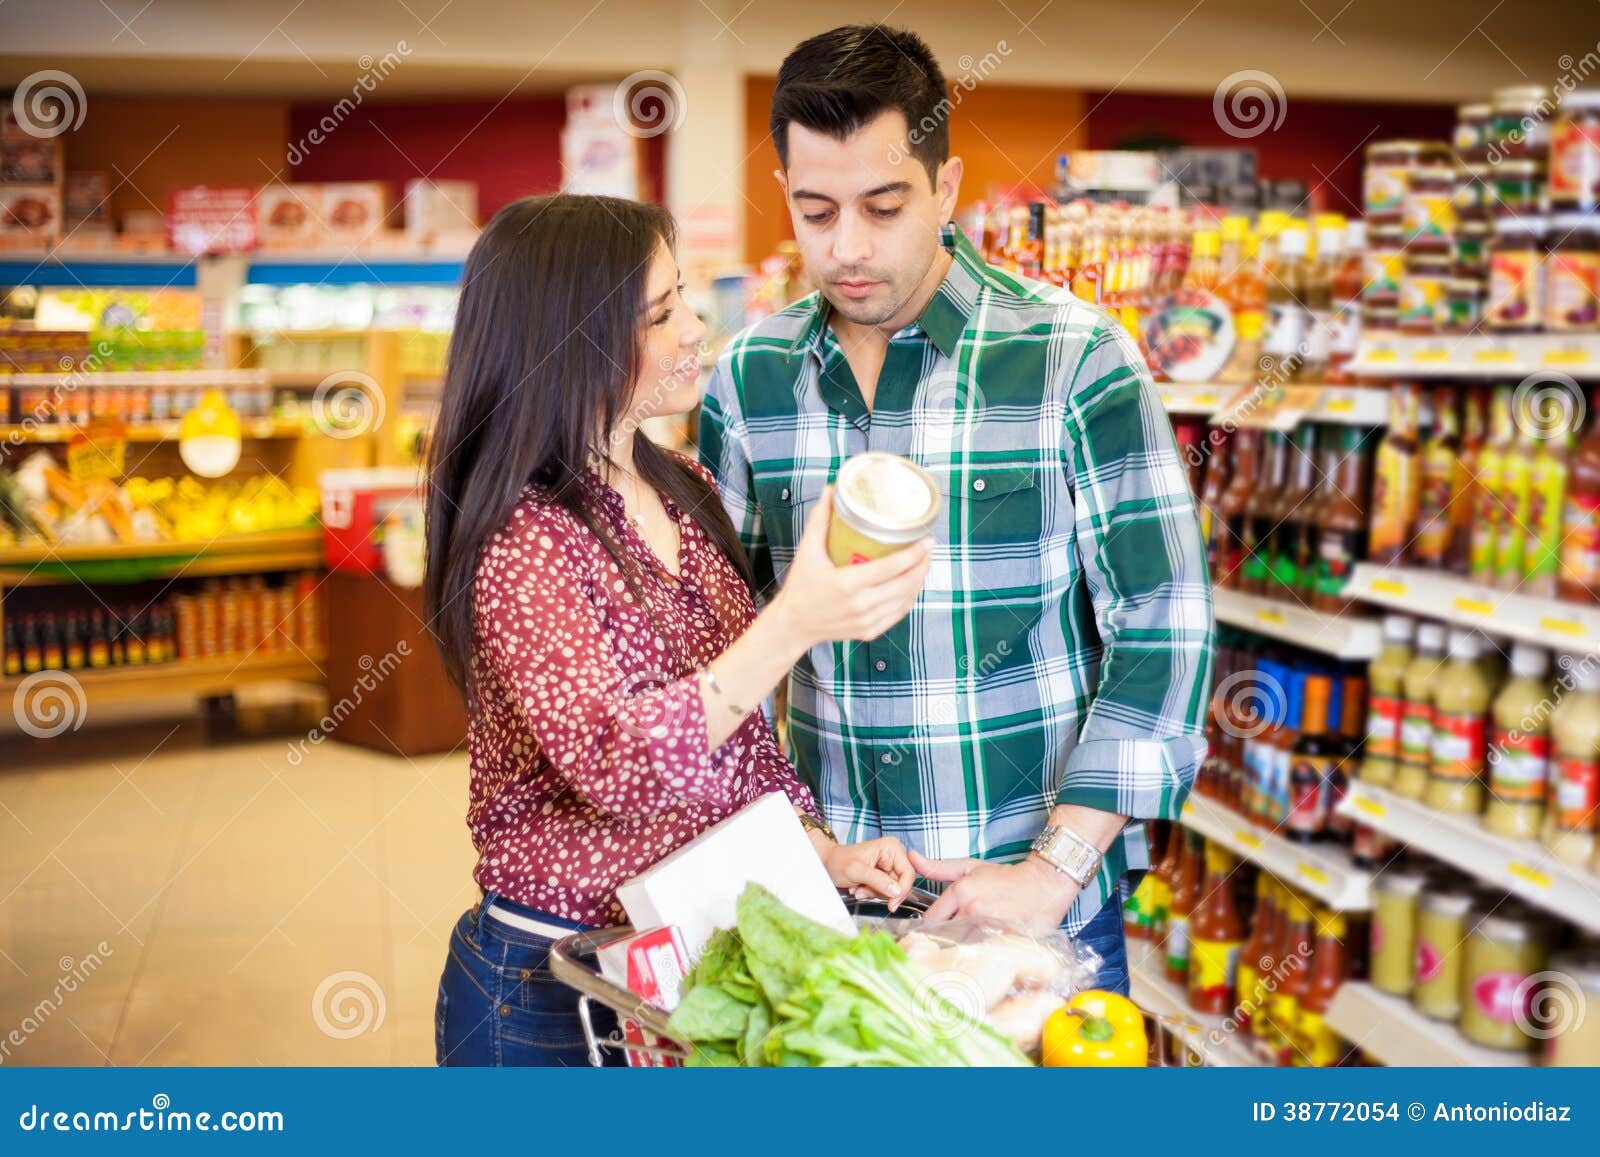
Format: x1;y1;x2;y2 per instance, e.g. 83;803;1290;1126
465;457;818;927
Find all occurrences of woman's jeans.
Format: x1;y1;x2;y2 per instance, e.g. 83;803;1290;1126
435;893;622;1067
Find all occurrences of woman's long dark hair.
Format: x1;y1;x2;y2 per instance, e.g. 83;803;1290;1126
425;193;754;706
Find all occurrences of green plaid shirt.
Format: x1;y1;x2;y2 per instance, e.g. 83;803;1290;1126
698;223;1214;935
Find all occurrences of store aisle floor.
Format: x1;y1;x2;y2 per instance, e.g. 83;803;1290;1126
0;735;477;1066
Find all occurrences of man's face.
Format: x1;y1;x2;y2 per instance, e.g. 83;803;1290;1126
777;110;961;327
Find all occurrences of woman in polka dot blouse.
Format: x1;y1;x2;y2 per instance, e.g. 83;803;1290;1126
424;195;932;1066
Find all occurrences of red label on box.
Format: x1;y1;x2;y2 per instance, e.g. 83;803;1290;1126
168;185;259;255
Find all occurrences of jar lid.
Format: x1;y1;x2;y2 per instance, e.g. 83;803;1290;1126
1420;879;1481;916
1471;899;1556;945
1458;163;1494;179
1493;214;1550;235
1368;140;1453;158
1458;103;1493;119
1444;277;1486;293
1492;160;1545;177
1549;212;1600;233
1373;860;1435;897
1562;90;1600;111
832;452;940;538
1492;86;1552;110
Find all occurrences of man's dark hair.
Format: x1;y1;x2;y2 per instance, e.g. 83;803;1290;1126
769;24;949;184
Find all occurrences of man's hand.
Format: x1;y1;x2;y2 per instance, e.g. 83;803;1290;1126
909;849;1080;931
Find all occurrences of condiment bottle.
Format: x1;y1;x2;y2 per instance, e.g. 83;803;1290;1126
1412;876;1480;1021
1485;643;1553;839
1197;430;1231;567
1287;675;1338;843
1413;388;1461;568
1260;225;1309;383
1369;384;1421;566
1249;880;1287;1047
1240;432;1288;594
1546;661;1600;866
1329;672;1363;845
1424;628;1494;815
1150;822;1181;948
1234;872;1274;1036
1363;615;1416;787
1297;222;1337;383
1544;945;1600;1066
1396;623;1447;799
1212;429;1260;589
1460;901;1555;1052
1262;670;1306;827
1272;426;1319;598
1310;426;1374;612
1369;861;1432;996
1527;399;1575;597
1295;908;1352;1067
1559;387;1600;604
1471;386;1517;583
1494;411;1540;590
1188;843;1246;1016
1165;828;1203;984
1448;389;1487;574
1270;895;1315;1066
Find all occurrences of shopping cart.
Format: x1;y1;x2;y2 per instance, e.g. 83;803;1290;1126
549;891;1209;1067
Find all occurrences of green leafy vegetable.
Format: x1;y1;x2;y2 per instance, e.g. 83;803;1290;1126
664;884;1028;1067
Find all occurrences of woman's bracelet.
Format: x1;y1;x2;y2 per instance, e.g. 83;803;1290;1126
703;666;748;717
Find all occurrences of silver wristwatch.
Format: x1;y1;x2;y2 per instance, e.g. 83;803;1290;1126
1031;825;1103;887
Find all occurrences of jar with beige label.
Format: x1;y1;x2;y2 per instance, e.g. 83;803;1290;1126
1459;900;1555;1051
1411;875;1483;1021
826;452;940;567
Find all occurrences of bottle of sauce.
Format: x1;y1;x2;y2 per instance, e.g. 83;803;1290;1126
1396;623;1447;799
1495;411;1540;590
1197;430;1231;563
1217;219;1267;385
1369;861;1433;996
1234;872;1274;1036
1470;386;1516;583
1240;432;1288;594
1559;387;1600;603
1287;675;1337;843
1263;670;1306;828
1363;615;1416;787
1165;829;1203;984
1413;389;1461;569
1330;673;1363;845
1297;223;1336;383
1485;643;1553;840
1446;389;1488;575
1326;220;1366;385
1546;662;1600;866
1151;822;1181;949
1212;429;1261;589
1260;224;1309;383
1412;876;1480;1021
1188;843;1247;1015
1295;909;1352;1067
1311;426;1375;612
1272;426;1318;598
1250;880;1286;1049
1270;895;1315;1066
1184;228;1221;292
1425;629;1494;815
1369;385;1422;566
1527;409;1574;597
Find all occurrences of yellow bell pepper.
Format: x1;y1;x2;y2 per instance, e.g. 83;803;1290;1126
1041;989;1148;1067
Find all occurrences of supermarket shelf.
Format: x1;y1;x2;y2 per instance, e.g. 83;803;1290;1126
0;529;323;587
1341;781;1600;936
1212;587;1383;660
1324;982;1533;1067
0;255;199;287
2;650;327;707
1347;334;1600;380
1181;793;1374;911
1346;563;1600;658
0;418;303;444
1158;383;1229;416
1127;939;1267;1067
1;370;270;388
245;255;465;287
1184;384;1389;431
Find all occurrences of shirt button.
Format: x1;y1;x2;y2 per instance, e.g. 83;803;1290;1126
880;752;893;765
972;478;987;493
500;1005;512;1017
874;659;888;672
780;487;791;501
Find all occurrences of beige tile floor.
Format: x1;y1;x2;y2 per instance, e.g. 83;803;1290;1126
0;726;477;1066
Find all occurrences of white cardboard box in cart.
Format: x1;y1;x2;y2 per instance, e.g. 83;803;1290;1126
615;792;853;956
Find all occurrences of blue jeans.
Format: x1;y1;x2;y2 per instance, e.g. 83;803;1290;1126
435;893;623;1067
1075;884;1132;997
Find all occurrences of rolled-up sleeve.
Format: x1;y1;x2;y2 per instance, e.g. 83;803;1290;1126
475;510;733;818
1056;322;1215;820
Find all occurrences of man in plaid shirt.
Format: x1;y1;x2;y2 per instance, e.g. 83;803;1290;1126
699;25;1213;992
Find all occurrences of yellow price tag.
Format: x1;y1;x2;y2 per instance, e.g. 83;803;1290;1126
1296;863;1330;887
1364;347;1399;363
1353;796;1387;819
1255;608;1287;626
1415;347;1452;363
1193;394;1217;407
1452;596;1494;616
1543;348;1590;367
1235;830;1263;851
1507;861;1553;890
1324;398;1356;413
1538;616;1587;638
1473;346;1517;363
1371;578;1408;597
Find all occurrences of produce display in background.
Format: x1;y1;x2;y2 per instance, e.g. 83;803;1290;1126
662;884;1128;1068
0;455;317;548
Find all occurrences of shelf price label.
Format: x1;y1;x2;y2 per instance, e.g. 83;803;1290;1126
1473;342;1518;364
1296;863;1330;888
1414;346;1453;364
1452;595;1495;617
1543;347;1591;367
1538;616;1588;638
1352;796;1387;820
1370;577;1408;597
1507;861;1554;890
1254;608;1287;627
1234;830;1263;851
